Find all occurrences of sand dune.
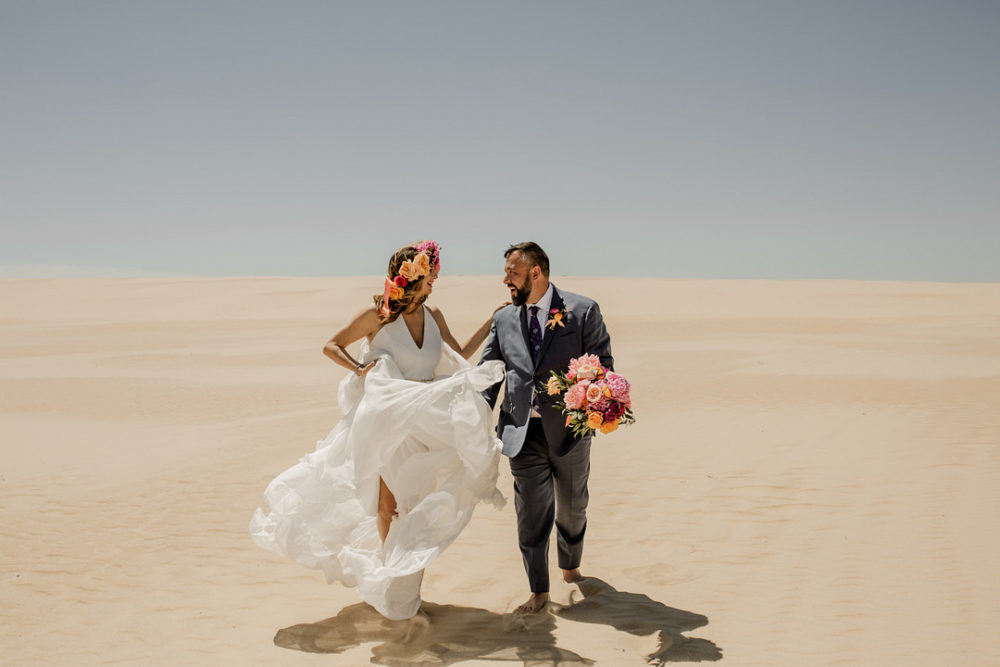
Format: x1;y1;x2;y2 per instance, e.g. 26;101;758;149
2;276;999;665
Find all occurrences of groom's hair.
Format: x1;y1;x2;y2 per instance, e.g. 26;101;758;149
505;242;550;278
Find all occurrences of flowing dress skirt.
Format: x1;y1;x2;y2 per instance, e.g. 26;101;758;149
250;344;505;619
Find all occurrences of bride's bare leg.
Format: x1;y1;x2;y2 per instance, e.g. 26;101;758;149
377;477;398;543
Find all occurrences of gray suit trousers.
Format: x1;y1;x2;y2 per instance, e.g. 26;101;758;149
509;418;591;593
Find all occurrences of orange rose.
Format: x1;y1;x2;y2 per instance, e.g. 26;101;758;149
399;260;421;281
599;419;619;434
547;376;562;395
388;284;404;300
413;252;431;276
586;411;603;430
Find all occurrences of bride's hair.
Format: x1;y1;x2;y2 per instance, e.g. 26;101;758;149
374;241;440;323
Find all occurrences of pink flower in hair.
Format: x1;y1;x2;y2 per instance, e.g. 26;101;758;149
413;240;441;272
381;277;397;316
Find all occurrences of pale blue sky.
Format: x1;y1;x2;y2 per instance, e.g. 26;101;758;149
2;1;998;280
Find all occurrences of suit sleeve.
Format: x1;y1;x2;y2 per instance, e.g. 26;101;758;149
478;316;504;410
582;301;614;372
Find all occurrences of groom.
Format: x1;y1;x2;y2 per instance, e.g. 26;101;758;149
480;242;614;613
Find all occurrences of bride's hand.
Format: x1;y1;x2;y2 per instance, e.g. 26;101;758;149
355;360;376;377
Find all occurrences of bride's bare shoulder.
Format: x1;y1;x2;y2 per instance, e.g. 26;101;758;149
425;305;451;330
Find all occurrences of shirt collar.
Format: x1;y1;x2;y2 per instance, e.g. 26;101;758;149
528;283;554;315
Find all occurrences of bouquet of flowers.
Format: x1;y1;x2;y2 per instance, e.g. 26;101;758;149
545;354;635;436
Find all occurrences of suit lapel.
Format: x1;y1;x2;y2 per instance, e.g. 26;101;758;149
533;287;564;368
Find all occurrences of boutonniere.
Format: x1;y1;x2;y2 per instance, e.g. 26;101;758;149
546;306;568;330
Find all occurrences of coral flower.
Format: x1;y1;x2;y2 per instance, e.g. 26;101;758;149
586;411;604;429
382;278;404;314
599;419;619;434
398;260;420;281
585;384;603;404
547;310;565;329
413;252;431;276
546;376;562;396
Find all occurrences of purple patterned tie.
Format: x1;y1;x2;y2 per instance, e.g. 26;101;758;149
528;306;542;363
529;306;542;413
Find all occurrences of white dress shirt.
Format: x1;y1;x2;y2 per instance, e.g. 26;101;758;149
526;283;554;334
527;283;554;418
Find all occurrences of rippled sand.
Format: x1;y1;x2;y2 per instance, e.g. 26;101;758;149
2;276;999;665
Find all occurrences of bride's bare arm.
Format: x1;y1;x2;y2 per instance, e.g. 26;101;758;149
430;303;508;360
323;306;382;376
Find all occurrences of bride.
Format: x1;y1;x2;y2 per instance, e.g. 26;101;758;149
250;240;507;620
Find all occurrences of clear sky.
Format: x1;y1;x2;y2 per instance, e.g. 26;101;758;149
2;1;998;280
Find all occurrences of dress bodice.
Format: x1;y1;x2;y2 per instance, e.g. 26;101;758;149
368;306;442;381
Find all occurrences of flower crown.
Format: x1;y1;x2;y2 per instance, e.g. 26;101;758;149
380;240;441;316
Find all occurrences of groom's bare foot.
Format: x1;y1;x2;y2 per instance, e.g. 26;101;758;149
515;592;550;614
562;568;584;584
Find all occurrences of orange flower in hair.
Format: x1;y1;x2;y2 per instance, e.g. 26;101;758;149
398;260;421;282
414;252;431;275
381;278;404;315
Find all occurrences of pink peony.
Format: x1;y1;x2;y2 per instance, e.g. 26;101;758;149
589;396;610;412
564;383;587;410
569;354;602;381
605;372;631;404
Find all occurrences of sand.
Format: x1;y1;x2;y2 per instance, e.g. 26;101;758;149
2;276;999;665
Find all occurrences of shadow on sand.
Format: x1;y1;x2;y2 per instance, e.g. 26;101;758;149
551;577;722;663
273;601;594;665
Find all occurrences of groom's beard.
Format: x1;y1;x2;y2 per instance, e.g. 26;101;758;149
509;278;531;306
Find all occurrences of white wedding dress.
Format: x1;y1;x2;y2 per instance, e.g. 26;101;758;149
250;307;506;620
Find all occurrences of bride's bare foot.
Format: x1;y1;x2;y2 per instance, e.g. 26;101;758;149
515;592;550;614
562;568;584;584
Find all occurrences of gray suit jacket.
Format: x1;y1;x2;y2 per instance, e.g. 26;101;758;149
480;284;614;458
